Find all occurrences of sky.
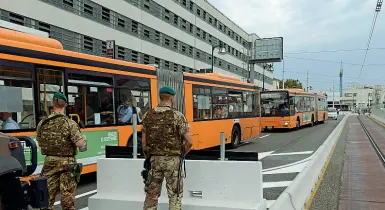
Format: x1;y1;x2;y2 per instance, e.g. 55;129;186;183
208;0;385;92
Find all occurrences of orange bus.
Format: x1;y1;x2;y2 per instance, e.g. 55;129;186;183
260;89;328;130
0;27;261;177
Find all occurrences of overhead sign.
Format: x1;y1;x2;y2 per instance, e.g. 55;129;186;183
252;37;283;63
106;40;115;59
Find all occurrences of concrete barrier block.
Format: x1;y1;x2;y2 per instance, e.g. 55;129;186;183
89;158;266;210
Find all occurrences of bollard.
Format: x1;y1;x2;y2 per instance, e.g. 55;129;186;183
132;114;138;159
220;132;225;161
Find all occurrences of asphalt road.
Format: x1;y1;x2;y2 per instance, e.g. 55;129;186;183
52;116;343;209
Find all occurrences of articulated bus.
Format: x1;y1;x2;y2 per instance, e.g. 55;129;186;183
0;27;261;177
260;89;328;130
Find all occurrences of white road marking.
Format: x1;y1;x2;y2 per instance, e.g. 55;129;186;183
259;133;271;139
258;151;275;160
263;160;310;175
263;181;293;188
80;208;89;210
54;190;97;206
269;151;313;156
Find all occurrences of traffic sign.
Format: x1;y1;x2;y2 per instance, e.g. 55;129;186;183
106;40;115;59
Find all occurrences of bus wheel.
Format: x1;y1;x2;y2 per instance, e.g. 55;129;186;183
230;126;241;149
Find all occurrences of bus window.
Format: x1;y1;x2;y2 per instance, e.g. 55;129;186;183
261;92;289;117
193;86;212;120
212;88;228;119
0;64;35;130
37;67;64;120
114;77;151;125
68;72;114;126
228;90;243;118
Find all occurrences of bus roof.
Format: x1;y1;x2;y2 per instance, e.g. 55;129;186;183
0;27;257;89
0;27;63;49
261;89;316;96
0;27;156;72
184;72;257;89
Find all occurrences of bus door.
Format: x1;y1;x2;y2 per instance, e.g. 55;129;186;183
156;68;185;114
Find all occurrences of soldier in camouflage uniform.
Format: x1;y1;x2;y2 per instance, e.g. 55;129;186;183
36;92;87;210
142;86;193;210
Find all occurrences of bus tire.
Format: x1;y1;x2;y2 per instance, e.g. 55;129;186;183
230;125;241;149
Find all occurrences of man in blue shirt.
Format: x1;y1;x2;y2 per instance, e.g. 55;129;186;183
117;100;142;124
0;112;20;130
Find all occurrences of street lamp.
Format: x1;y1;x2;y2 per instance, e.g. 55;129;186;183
211;44;226;73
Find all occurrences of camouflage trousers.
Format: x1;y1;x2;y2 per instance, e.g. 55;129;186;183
42;156;77;210
143;156;184;210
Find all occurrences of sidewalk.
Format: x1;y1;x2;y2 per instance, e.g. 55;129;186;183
310;116;385;210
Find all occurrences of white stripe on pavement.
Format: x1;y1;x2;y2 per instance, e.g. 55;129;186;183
263;160;310;175
263;181;293;188
259;134;271;138
258;151;275;160
54;190;97;206
269;151;313;156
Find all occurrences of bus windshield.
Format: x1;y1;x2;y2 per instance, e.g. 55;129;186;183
261;92;290;117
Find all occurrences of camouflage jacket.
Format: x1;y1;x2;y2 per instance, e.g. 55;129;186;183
36;112;83;157
142;106;189;156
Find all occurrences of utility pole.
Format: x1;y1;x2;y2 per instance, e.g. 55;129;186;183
282;59;285;89
306;69;309;92
333;80;334;108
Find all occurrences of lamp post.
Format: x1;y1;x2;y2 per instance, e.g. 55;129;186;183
262;63;273;91
211;44;227;73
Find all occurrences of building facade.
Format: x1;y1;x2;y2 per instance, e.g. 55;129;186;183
325;84;385;110
0;0;274;88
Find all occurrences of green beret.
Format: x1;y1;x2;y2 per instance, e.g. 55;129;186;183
159;86;176;95
53;92;67;102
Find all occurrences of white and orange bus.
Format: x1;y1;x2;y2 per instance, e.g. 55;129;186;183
260;89;328;130
0;27;262;178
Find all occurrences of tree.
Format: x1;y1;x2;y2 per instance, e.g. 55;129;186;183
278;79;303;89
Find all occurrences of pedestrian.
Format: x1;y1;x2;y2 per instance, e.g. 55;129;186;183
142;86;193;210
36;92;87;210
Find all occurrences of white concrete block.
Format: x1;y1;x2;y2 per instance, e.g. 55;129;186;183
89;158;266;210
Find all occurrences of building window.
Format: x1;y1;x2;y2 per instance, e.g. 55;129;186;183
83;36;94;51
101;7;110;22
155;30;161;42
83;3;93;16
63;0;74;7
143;54;150;64
144;29;150;38
118;18;125;28
132;20;138;34
174;14;179;25
165;38;170;46
131;50;138;63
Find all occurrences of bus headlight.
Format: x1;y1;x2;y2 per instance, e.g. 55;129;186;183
284;122;289;126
